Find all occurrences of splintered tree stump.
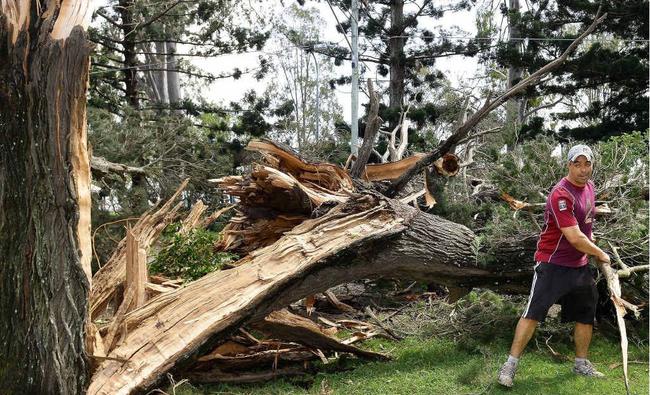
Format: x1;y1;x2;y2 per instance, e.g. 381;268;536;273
90;179;188;319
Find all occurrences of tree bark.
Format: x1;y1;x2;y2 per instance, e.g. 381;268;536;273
0;1;93;392
505;0;526;149
119;0;139;107
389;0;406;118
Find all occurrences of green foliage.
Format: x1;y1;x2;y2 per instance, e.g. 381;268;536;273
434;132;648;273
421;291;523;348
490;1;649;140
89;0;271;112
150;226;237;281
488;135;566;199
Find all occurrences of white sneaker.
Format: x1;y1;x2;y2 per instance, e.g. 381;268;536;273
573;360;605;378
497;360;518;387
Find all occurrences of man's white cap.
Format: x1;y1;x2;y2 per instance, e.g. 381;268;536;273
567;144;593;162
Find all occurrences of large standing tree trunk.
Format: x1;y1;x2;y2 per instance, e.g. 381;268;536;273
505;0;526;149
119;0;139;107
389;0;405;119
0;1;93;393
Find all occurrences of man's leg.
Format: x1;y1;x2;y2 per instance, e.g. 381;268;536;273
498;317;538;387
510;317;539;357
574;322;592;358
498;262;553;387
572;322;604;377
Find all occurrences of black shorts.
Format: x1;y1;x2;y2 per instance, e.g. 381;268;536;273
522;262;598;324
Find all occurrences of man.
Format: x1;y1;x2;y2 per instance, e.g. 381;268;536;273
497;144;611;387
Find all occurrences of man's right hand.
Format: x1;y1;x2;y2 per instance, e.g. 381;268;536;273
596;252;611;265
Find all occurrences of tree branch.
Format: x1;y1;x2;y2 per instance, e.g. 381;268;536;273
129;0;184;34
351;79;382;178
90;156;146;177
384;10;607;197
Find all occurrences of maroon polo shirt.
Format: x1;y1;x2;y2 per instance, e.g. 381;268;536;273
534;177;596;267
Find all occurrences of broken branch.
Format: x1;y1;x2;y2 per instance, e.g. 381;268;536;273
385;11;607;197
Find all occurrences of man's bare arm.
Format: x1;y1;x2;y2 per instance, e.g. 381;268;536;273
560;225;611;264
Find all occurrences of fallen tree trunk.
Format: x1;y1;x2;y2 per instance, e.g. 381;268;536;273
185;366;309;384
88;190;535;394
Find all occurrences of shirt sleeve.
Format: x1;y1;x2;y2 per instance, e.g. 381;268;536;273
549;188;578;228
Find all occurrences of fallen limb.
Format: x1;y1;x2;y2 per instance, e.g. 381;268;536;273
195;347;316;370
324;290;356;313
364;306;402;340
185;366;309;384
596;261;639;395
251;309;388;361
90;156;146;177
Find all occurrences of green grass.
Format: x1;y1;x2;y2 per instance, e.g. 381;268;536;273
170;332;648;395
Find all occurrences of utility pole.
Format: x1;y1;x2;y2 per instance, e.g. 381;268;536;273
350;0;359;156
310;51;320;141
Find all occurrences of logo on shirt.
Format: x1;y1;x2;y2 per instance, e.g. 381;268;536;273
558;199;567;211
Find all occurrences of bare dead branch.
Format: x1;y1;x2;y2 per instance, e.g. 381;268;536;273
385;11;607;197
351;79;382;178
91;155;146;176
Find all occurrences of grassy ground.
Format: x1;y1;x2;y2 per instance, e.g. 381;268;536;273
169;331;648;395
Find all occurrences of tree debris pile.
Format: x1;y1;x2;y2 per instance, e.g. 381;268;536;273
85;135;647;394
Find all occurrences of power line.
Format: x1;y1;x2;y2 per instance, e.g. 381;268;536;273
363;34;649;44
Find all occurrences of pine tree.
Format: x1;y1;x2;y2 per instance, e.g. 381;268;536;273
492;0;648;141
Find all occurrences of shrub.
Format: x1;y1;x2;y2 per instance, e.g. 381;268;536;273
150;226;238;281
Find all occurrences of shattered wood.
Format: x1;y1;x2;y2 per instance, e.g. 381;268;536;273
88;195;405;394
251;309;388;361
90;179;189;320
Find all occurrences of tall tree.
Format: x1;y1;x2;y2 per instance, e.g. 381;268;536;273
265;5;345;156
317;0;478;129
504;0;526;149
87;0;274;254
89;0;270;111
492;0;649;141
0;1;93;392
